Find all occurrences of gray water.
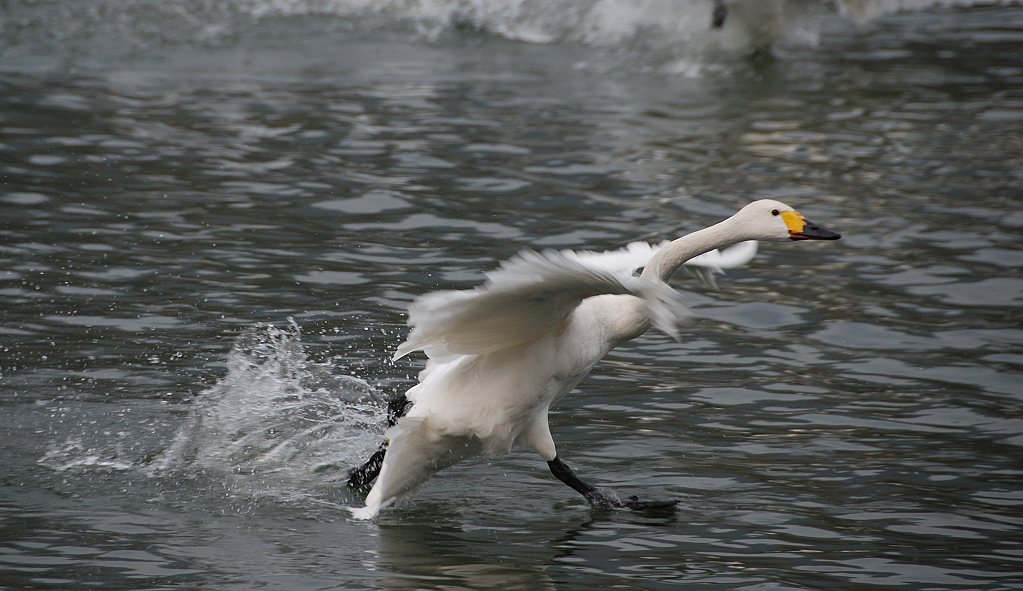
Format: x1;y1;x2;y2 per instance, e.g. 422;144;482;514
2;1;1023;589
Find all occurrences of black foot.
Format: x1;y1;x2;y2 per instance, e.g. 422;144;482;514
346;394;411;495
346;447;385;495
620;495;679;513
585;489;679;513
386;394;412;427
583;489;619;510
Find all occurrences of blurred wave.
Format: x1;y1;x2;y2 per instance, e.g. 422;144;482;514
2;0;1018;70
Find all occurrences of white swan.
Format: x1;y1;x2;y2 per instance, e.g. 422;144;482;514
348;199;839;519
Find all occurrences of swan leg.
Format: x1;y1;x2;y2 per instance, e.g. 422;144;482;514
385;394;414;425
346;394;413;494
547;455;616;508
347;446;385;494
547;456;679;512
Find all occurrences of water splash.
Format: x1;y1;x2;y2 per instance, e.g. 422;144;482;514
145;319;389;505
39;437;137;472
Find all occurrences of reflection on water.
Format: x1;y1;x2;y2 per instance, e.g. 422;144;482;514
2;1;1023;589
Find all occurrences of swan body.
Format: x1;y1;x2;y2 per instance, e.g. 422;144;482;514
349;199;839;519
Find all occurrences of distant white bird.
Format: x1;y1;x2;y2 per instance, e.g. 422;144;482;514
710;0;917;49
348;199;839;519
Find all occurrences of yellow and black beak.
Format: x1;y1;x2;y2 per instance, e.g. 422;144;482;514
781;211;841;241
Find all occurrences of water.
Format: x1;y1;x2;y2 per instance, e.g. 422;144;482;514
2;0;1022;589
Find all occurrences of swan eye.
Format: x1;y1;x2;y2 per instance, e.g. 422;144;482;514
771;209;780;216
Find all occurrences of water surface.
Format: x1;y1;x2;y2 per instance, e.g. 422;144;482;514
2;2;1022;589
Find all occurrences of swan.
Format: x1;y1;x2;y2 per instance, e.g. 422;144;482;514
347;199;839;519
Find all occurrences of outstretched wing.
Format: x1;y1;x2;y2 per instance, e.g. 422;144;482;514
573;239;758;290
683;240;758;289
393;240;759;361
393;248;690;361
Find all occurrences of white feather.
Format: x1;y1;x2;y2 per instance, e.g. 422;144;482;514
393;247;693;360
394;240;758;360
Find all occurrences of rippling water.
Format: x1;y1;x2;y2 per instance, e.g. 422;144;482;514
2;1;1023;589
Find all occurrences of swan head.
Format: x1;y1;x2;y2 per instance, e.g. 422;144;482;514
732;199;841;241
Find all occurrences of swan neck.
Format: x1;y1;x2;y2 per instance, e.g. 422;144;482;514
640;218;742;281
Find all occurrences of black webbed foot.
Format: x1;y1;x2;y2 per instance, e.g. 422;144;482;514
549;455;679;514
620;495;679;514
582;489;620;510
346;446;385;495
346;394;412;495
584;489;679;514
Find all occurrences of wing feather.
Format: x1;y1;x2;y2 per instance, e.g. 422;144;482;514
683;240;759;289
392;240;759;360
393;248;688;360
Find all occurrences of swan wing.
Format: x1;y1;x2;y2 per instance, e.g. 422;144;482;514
393;248;689;360
684;239;759;270
573;239;759;289
682;240;758;289
571;241;660;274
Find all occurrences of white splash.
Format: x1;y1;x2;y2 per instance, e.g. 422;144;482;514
146;319;389;503
39;437;137;472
